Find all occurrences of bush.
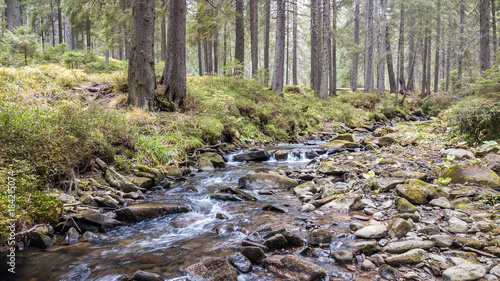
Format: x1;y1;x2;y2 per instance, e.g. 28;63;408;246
420;93;458;117
42;43;67;63
63;50;97;69
446;98;500;144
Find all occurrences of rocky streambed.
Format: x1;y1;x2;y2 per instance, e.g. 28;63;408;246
4;122;500;281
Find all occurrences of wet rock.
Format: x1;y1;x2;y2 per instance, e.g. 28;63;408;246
294;181;316;197
384;240;435;254
282;231;304;247
395;184;427;205
116;203;190;223
210;193;244;202
81;231;100;242
332;133;358;142
119;270;164;281
163;165;182;177
396;212;421;222
308;229;332;246
430;197;452;209
395;197;419;213
34;224;54;235
378;264;402;280
430;234;454;248
300;204;316;212
65;227;79;244
305;151;319;159
94;195;120;209
239;173;298;190
185;257;238;281
442;148;476;160
373;178;405;191
408;179;446;200
373;127;395;137
392;170;427;181
348;240;378;255
442;264;486;281
320;194;363;212
72;209;123;231
240;246;266;263
228;253;252;273
129;176;155;190
198;152;226;171
378;239;389;247
105;167;141;193
331;250;353;264
262;255;326;281
448;217;468;233
372;136;396;147
32;231;52;249
264;234;289;250
441;163;500;188
442;250;478;265
361;259;376;271
216;213;229;220
354;225;388;239
386;249;428;266
388;218;412;238
233;150;271;162
484;153;500;173
451;198;471;210
353;215;369;221
274;150;288;161
262;204;288;213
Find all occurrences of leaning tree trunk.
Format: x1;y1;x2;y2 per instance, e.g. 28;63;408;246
364;0;374;93
351;0;360;91
159;0;187;110
480;0;491;72
271;0;286;92
319;0;331;100
250;0;258;76
127;0;155;111
235;0;244;76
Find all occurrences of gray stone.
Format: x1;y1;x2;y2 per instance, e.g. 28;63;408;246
262;255;326;281
388;218;412;238
442;264;486;281
430;197;452;209
361;259;376;271
228;253;252;273
72;209;123;231
395;184;428;205
331;250;353;264
308;229;332;245
239;173;298;190
185;257;238;281
116;203;190;223
320;194;363;212
386;249;428;266
373;178;405;191
430;234;454;248
384;240;435;254
354;225;388;239
441;163;500;188
105;167;141;193
448;217;468;233
233;150;271;162
65;227;79;245
264;234;289;250
442;149;476;160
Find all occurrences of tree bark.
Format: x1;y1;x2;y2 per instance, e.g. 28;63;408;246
198;39;203;76
397;4;405;92
271;0;286;93
330;0;337;97
351;0;360;91
86;18;91;50
213;31;219;74
161;13;167;61
7;0;21;31
319;0;331;100
433;0;441;92
421;27;429;96
160;0;187;110
50;0;55;46
264;0;271;82
127;0;155;111
364;0;374;93
407;6;416;92
64;15;73;50
293;1;298;85
493;0;497;54
458;0;465;80
445;15;451;91
250;0;258;76
235;0;244;75
480;0;491;72
386;23;397;94
311;0;321;94
285;0;290;85
377;0;387;96
57;0;63;44
426;27;432;95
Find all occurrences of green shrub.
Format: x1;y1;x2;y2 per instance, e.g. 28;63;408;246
284;85;302;94
63;50;97;69
420;93;458;117
446;98;500;144
42;43;67;63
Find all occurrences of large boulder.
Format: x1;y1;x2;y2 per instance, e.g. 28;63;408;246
441;163;500;188
442;264;486;281
233;150;271;162
72;209;123;231
198;152;226;171
262;255;326;281
483;153;500;173
116;203;190;222
239;173;298;190
442;148;476;160
185;257;238;281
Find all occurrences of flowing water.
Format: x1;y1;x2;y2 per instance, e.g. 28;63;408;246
9;142;373;281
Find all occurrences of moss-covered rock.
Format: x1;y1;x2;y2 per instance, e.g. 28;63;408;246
317;161;349;175
395;197;419;213
198;152;226;171
105;167;141;193
384;240;435;254
308;229;333;245
388;218;412;238
332;133;357;142
72;209;123;231
262;255;326;281
395;184;428;205
385;249;428;266
238;173;298;190
441;163;500;188
185;257;238;281
373;127;395;137
322;140;361;149
392;170;427;181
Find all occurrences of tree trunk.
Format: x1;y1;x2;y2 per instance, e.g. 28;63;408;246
161;13;167;61
207;37;213;73
64;15;73;50
285;0;290;85
86;18;91;50
351;0;360;91
292;1;298;85
426;27;432;95
7;0;21;31
421;27;428;96
377;0;387;96
364;0;374;93
198;39;203;76
311;0;321;94
223;24;227;74
397;5;405;92
330;0;337;96
213;32;219;74
407;7;416;92
493;0;497;54
127;0;155;111
264;0;271;83
433;0;441;92
445;15;452;91
319;0;330;100
50;0;55;46
480;0;491;72
235;0;244;75
57;0;63;44
458;0;465;80
271;0;286;92
250;0;258;76
386;24;397;94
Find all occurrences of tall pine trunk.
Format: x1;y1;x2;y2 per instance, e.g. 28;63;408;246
271;0;286;92
377;0;387;96
386;24;397;94
292;1;298;85
480;0;491;72
7;0;21;31
311;0;321;94
433;0;441;92
264;0;271;83
64;15;73;50
160;0;187;109
235;0;245;75
250;0;258;76
458;0;465;80
57;0;63;44
330;0;337;96
127;0;155;110
421;27;429;96
351;0;360;91
198;39;203;76
397;5;405;92
492;0;497;54
364;0;374;93
319;0;331;100
161;12;167;61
